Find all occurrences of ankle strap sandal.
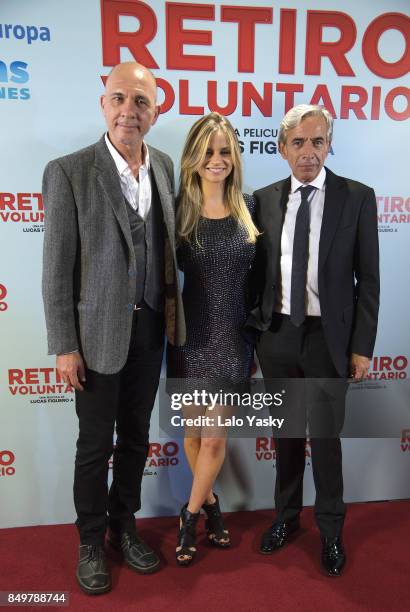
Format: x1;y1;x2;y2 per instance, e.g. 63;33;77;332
202;494;230;548
176;504;200;566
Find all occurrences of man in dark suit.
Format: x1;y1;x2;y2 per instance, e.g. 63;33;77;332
247;104;379;576
42;62;185;594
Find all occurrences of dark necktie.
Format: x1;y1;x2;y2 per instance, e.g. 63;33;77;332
290;185;316;326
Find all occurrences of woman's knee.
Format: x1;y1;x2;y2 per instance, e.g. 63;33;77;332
200;437;226;456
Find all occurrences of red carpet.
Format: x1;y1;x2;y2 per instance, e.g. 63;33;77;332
1;500;409;612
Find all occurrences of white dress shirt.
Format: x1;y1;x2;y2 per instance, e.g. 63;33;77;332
276;166;327;317
104;133;152;219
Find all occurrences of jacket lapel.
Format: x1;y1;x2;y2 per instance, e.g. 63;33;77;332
94;136;134;259
148;147;186;345
261;178;290;278
149;147;175;246
319;168;346;270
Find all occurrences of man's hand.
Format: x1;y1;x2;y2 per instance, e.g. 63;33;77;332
349;353;371;381
56;352;86;391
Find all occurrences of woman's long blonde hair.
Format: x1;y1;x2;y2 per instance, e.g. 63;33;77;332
176;112;260;245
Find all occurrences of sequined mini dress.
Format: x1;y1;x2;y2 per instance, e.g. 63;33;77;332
167;194;256;393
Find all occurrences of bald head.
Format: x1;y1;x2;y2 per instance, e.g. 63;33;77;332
101;62;160;153
105;62;157;100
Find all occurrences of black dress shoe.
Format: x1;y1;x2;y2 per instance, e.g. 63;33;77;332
108;530;160;574
260;518;300;554
76;544;111;595
321;536;346;577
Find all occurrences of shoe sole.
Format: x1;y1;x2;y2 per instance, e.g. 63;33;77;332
76;572;111;596
321;565;344;577
259;525;300;555
321;560;345;577
176;558;195;567
207;537;231;548
126;558;160;574
107;539;160;574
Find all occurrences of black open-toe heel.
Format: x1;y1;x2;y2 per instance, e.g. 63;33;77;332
176;504;200;566
202;494;230;548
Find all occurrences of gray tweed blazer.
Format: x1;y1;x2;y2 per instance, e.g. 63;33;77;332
42;136;185;374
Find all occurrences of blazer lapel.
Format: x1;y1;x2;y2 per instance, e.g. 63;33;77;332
94;136;134;259
148;146;186;345
261;178;290;278
149;147;175;245
319;168;346;270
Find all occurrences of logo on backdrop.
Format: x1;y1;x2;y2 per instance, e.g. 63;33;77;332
349;355;408;394
400;429;410;452
0;284;7;311
0;450;16;478
377;195;410;233
0;192;44;231
236;127;278;156
235;127;336;156
0;23;51;45
100;2;409;121
0;60;30;101
145;441;179;475
8;368;74;404
255;437;311;465
367;355;408;381
108;441;180;476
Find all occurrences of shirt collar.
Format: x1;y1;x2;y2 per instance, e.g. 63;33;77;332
104;133;150;176
290;166;326;194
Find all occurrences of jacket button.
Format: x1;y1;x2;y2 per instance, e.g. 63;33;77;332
128;269;135;278
127;303;133;312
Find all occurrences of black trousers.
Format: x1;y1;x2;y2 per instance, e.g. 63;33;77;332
74;307;164;545
256;314;347;538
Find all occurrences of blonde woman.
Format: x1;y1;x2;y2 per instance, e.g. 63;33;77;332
167;112;259;565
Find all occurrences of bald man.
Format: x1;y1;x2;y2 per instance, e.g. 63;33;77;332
42;62;185;595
